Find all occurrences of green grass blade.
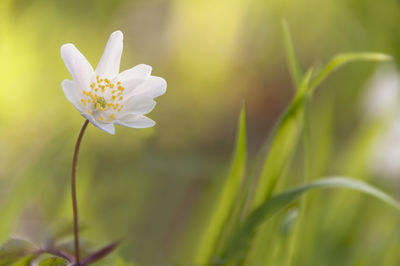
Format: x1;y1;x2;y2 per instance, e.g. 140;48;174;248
284;90;312;266
282;19;303;89
309;53;392;94
238;70;312;266
251;69;313;209
194;104;247;265
222;177;400;260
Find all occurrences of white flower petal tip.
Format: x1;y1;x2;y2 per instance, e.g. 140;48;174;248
155;77;167;97
140;76;167;98
61;43;94;91
118;64;152;81
95;30;124;79
111;30;123;40
61;31;166;135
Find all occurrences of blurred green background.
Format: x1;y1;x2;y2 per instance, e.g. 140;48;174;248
1;0;400;265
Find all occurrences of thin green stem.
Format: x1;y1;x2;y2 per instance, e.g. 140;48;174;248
71;119;89;265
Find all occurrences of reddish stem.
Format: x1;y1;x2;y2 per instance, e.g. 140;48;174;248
71;119;89;265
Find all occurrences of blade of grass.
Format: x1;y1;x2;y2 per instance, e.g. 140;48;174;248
243;52;391;265
222;177;400;261
284;91;312;266
309;53;391;95
282;19;303;89
237;70;311;266
194;104;247;265
251;69;313;209
283;52;391;265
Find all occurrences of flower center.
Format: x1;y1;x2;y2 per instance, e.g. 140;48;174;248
95;96;107;109
80;76;126;122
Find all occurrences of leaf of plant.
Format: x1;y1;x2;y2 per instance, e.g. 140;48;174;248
309;53;391;94
81;241;120;265
222;177;400;260
10;255;34;266
38;257;68;266
0;238;36;264
194;104;247;265
281;19;303;89
251;69;313;209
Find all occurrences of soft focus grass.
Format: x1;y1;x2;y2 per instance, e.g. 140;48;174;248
1;0;400;265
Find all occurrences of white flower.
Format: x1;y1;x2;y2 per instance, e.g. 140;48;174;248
61;31;166;135
362;65;400;119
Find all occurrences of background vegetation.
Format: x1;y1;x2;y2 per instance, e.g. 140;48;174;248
1;0;400;265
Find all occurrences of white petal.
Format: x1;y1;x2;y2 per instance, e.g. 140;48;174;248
83;114;116;135
122;96;156;115
61;43;94;90
62;79;84;112
116;114;155;129
122;78;146;94
128;76;167;98
117;64;152;81
95;31;123;79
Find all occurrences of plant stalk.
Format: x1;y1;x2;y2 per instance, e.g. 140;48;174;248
71;119;89;265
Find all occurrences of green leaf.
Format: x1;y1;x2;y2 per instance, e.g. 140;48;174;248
238;72;311;265
194;104;247;265
251;69;313;209
309;53;391;94
38;257;68;266
10;255;34;266
0;238;36;264
281;19;303;89
222;177;400;260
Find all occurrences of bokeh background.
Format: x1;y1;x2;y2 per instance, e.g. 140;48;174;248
1;0;400;265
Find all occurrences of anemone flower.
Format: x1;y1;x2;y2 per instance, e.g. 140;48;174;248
61;30;166;135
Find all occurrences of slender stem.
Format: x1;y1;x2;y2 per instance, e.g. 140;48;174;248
71;119;89;265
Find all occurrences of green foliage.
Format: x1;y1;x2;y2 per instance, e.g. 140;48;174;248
38;257;68;266
282;18;303;89
221;177;400;261
195;104;247;265
250;69;312;210
10;256;34;266
205;22;394;266
0;238;36;265
309;53;392;95
0;4;398;265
